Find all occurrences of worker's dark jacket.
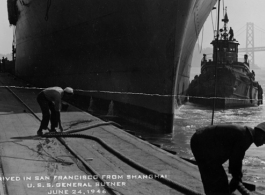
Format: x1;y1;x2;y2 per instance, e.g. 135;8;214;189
191;125;253;181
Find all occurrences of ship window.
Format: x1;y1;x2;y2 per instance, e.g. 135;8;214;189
229;44;236;51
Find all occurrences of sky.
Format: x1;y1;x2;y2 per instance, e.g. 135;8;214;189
0;0;13;55
1;0;265;66
197;0;265;68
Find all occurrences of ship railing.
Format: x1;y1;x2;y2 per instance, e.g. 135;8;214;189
233;91;258;101
233;93;250;99
201;60;250;73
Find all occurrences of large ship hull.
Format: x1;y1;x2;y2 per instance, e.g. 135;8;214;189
11;0;217;133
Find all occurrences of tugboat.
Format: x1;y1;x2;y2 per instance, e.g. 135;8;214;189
188;9;263;108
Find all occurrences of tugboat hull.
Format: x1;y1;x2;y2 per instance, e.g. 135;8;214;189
189;66;261;109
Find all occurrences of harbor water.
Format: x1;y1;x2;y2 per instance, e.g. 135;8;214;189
134;67;265;192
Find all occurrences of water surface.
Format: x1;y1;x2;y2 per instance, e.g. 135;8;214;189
135;68;265;193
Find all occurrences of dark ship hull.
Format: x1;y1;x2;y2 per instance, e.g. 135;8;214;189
8;0;217;133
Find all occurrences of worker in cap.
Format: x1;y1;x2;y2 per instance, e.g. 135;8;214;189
36;86;74;136
190;123;265;195
64;87;74;94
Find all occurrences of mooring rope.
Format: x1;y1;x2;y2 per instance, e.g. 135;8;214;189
0;85;262;102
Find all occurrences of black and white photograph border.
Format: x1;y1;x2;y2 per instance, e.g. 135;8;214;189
0;0;265;195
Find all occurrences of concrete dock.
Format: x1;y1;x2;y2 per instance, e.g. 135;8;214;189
0;73;260;195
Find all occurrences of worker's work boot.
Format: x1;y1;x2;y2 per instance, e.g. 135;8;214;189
50;128;57;133
37;129;43;136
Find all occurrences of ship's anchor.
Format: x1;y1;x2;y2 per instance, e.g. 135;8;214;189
45;0;52;21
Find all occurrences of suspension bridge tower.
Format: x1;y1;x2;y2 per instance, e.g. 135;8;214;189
246;22;255;66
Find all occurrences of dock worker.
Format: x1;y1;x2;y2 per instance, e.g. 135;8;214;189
190;123;265;195
1;57;5;72
36;87;74;136
229;27;234;40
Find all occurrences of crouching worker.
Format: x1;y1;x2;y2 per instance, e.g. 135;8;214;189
190;123;265;195
37;87;74;136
